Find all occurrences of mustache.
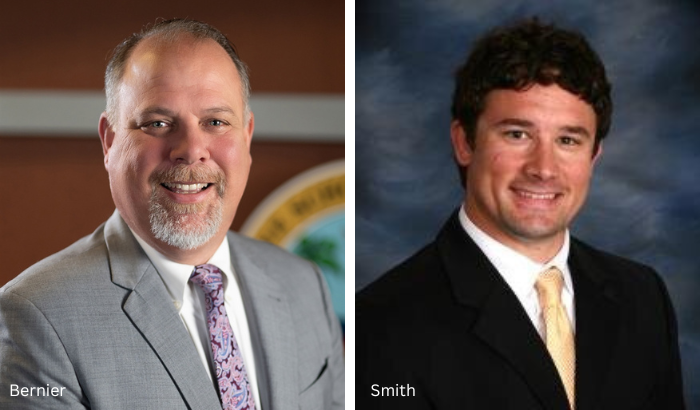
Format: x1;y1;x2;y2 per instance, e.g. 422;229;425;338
149;164;226;197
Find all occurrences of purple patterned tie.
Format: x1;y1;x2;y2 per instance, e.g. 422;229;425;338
190;264;256;410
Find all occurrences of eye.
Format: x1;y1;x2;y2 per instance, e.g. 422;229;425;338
137;120;170;133
204;119;231;134
504;130;527;140
558;136;580;146
142;120;169;129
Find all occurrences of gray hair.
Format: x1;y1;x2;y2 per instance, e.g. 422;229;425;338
104;18;251;128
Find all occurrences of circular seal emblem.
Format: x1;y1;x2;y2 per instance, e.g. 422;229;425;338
241;160;345;328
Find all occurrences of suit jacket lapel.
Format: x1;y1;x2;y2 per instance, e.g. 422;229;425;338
437;213;570;410
228;232;298;410
104;211;221;410
569;240;620;410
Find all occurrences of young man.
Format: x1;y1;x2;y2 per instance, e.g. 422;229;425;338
357;19;685;410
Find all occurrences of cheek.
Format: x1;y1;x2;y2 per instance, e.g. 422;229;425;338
485;148;521;182
108;136;161;191
567;160;595;186
562;161;596;209
215;137;252;172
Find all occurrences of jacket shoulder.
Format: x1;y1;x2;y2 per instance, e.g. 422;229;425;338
356;241;453;332
569;237;672;309
228;231;314;269
358;242;442;300
1;223;109;302
226;231;332;310
570;237;660;282
227;231;321;286
571;237;650;267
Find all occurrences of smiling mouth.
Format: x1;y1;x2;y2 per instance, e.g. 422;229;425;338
161;182;212;194
512;188;561;201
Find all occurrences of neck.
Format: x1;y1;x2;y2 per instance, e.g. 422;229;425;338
134;226;226;266
154;240;222;265
464;206;566;264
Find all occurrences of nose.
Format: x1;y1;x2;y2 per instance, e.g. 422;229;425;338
169;122;210;164
524;140;558;181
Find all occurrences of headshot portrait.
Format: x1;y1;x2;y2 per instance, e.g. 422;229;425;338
0;2;344;409
356;1;699;409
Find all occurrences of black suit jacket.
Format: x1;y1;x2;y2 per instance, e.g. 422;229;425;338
357;213;685;409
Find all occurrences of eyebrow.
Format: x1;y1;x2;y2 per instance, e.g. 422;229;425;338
559;125;592;139
494;118;592;139
203;106;235;115
134;107;176;120
494;118;535;129
134;106;239;120
202;106;240;120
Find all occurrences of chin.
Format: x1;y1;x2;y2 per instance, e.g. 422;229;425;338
149;200;223;251
506;217;566;241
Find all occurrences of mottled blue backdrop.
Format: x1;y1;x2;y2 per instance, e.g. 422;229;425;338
356;0;700;405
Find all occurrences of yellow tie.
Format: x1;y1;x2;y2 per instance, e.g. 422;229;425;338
536;267;575;409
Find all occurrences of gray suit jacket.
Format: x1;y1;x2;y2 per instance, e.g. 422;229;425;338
0;211;344;409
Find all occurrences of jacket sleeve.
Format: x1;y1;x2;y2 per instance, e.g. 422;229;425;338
356;300;432;410
651;271;687;409
0;289;88;409
318;263;345;410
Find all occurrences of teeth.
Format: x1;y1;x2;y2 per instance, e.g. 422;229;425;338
163;182;209;193
518;190;556;200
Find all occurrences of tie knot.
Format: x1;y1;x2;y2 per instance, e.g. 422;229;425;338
190;263;224;296
535;267;564;308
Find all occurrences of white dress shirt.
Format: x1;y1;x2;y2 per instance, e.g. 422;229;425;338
458;206;576;338
131;230;261;407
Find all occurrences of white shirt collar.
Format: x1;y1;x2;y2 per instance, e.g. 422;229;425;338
129;229;232;311
126;229;261;405
458;206;573;301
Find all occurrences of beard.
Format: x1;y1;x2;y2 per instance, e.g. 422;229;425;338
148;164;226;250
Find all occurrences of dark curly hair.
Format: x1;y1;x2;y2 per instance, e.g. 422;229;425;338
451;18;612;156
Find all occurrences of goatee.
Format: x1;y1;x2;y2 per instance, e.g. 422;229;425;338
147;164;226;250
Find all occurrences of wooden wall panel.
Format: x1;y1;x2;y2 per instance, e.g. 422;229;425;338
0;0;344;93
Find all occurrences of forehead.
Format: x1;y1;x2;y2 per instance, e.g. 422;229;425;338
479;85;596;130
119;35;242;107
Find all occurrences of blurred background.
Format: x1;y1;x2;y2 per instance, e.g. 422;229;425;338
0;1;344;323
356;0;699;405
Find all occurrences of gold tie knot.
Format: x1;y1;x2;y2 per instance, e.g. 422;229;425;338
536;267;564;309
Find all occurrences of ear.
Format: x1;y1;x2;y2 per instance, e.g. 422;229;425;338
98;113;115;168
592;141;603;164
450;120;473;166
244;111;255;149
